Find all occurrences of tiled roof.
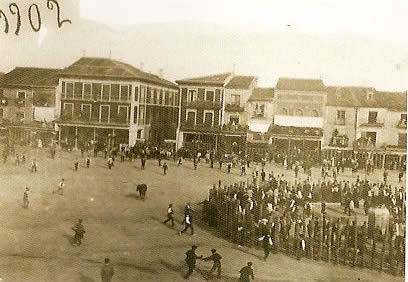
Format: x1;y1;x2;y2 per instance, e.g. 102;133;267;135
248;88;274;101
225;75;256;89
326;87;407;111
176;72;233;86
276;78;325;91
61;57;178;89
0;67;60;88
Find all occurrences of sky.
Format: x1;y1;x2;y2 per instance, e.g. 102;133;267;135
80;0;408;43
0;0;407;91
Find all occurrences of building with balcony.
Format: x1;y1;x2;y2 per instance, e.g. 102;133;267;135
176;72;251;155
324;87;407;168
270;78;326;155
246;88;275;154
56;57;179;150
0;67;60;148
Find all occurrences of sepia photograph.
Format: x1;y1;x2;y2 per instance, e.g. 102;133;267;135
0;0;407;281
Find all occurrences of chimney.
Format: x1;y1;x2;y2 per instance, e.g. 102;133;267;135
159;68;164;78
140;62;144;71
232;63;236;74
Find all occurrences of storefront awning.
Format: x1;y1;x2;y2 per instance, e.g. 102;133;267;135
248;119;272;133
274;115;323;128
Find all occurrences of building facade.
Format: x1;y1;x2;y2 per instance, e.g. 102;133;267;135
56;57;179;150
176;73;252;155
270;78;326;154
0;67;60;149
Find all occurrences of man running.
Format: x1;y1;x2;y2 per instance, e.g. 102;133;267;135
179;213;194;236
54;178;65;195
203;249;222;279
163;204;174;226
239;262;255;282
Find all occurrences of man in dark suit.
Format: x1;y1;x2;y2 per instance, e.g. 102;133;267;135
184;245;202;279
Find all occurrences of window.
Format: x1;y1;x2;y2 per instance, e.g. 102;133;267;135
165;91;170;105
311;110;319;117
230;115;239;125
137;129;143;139
175;92;180;106
188;90;197;103
17;91;25;101
100;105;110;122
146;87;151;103
337;110;346;120
83;84;91;100
186;110;196;125
367;92;374;100
204;110;214;126
120;85;129;101
401;113;407;121
231;94;240;105
74;82;83;99
152;89;157;104
159;90;163;105
16;112;24;122
279;108;288;115
92;83;101;101
206;91;215;102
66;83;74;99
17;91;26;106
366;132;377;145
295;109;303;116
134;87;139;101
0;108;3;119
398;133;407;148
368;111;378;123
102;84;110;101
80;104;91;120
118;106;129;123
111;84;120;101
140;86;145;103
63;103;73;119
255;104;265;117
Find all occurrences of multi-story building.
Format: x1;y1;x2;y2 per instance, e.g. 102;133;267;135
324;87;406;168
176;73;252;155
246;87;275;154
0;67;60;148
56;57;179;150
270;78;326;153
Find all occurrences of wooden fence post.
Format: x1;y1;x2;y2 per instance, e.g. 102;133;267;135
310;217;315;260
327;220;332;263
335;219;340;265
352;220;358;267
371;237;376;270
380;228;387;272
318;219;323;261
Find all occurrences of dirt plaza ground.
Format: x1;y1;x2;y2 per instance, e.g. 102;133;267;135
0;148;404;282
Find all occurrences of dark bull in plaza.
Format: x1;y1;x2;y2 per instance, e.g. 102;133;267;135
136;184;148;199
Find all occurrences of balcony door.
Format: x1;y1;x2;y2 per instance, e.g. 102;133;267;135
118;106;129;123
63;103;73;119
186;110;196;125
100;105;110;123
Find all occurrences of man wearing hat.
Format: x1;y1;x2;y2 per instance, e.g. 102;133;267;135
239;262;254;282
184;245;202;279
203;248;222;278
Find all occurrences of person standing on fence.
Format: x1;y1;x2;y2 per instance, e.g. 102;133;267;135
163;203;174;226
258;234;273;261
184;245;203;279
203;248;222;279
239;262;255;282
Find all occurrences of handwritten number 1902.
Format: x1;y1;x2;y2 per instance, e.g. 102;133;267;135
0;0;71;34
